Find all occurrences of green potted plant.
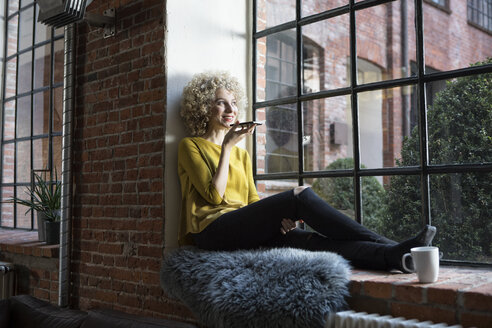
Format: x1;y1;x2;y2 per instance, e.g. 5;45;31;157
4;171;61;244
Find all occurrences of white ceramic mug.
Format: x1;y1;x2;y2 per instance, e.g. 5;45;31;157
402;246;440;283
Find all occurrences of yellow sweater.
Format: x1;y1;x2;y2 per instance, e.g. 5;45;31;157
177;137;260;245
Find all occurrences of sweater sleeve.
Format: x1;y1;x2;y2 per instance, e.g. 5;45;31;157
178;138;223;205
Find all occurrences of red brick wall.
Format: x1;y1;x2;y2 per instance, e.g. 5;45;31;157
71;0;193;321
0;236;60;304
349;268;492;328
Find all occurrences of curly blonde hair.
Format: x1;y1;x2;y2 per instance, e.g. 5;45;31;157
180;71;246;136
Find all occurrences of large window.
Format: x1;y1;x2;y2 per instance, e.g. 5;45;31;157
468;0;492;32
0;0;63;229
253;0;492;265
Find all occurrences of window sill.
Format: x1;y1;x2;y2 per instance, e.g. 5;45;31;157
349;267;492;327
0;229;59;258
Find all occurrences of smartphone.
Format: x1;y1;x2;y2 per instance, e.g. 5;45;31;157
230;121;263;127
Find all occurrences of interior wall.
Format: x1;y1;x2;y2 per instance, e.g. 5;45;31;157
164;0;250;251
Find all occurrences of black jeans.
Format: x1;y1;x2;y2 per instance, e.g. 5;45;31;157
192;187;396;270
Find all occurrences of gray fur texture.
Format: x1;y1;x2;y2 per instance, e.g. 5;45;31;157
160;247;350;328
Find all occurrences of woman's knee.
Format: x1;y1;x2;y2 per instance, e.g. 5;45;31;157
293;186;310;196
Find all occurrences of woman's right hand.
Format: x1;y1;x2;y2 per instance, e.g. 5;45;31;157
222;122;257;149
280;218;296;235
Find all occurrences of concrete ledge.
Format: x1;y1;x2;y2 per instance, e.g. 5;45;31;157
348;267;492;328
0;229;59;258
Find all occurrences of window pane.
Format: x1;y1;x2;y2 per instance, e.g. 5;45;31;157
307;176;355;220
0;2;4;98
16;185;31;229
256;179;298;199
8;0;19;15
361;175;386;231
18;51;32;94
17;140;31;183
424;1;492;72
5;57;17;97
53;135;62;175
302;14;350;92
33;90;50;135
427;74;491;165
53;86;63;132
302;0;346;17
303;96;353;172
55;26;64;37
7;14;19;57
3;99;16;141
356;1;416;83
34;44;51;89
430;172;491;264
35;6;49;44
255;108;267;174
358;86;420;169
53;38;64;84
1;187;14;227
368;175;423;242
302;40;322;94
18;5;33;51
256;104;299;174
256;29;297;102
16;95;31;138
2;143;15;184
33;138;48;170
21;0;34;7
256;0;295;31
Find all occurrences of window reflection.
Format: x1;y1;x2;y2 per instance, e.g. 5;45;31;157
266;104;298;173
265;30;297;101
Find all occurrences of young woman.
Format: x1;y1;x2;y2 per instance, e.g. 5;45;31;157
177;71;436;272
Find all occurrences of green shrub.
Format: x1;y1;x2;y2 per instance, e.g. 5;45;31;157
380;59;491;261
311;158;386;232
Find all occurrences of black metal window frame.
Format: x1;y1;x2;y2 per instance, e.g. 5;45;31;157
0;1;63;230
252;0;492;266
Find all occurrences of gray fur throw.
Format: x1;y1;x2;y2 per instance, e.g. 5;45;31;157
160;247;351;328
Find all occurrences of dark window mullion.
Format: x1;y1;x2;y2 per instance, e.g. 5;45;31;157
252;0;258;179
29;0;36;230
47;26;56;179
349;0;362;224
296;0;303;187
0;0;8;226
415;0;431;226
13;1;21;228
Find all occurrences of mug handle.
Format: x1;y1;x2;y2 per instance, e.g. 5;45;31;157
402;253;415;273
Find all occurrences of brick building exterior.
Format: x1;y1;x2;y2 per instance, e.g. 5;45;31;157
255;0;492;197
